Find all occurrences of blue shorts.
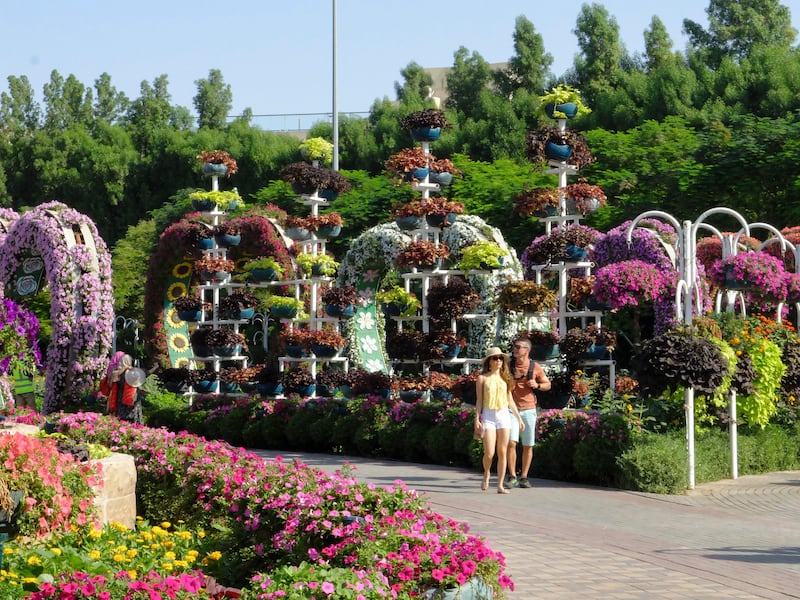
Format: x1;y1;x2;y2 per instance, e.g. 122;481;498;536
509;408;537;446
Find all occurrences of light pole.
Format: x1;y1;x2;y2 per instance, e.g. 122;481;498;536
332;0;339;171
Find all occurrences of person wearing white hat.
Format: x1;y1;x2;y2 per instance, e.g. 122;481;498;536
474;347;524;494
99;352;144;424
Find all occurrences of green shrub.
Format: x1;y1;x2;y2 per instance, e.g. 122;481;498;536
694;430;733;483
532;428;577;480
616;432;687;493
737;425;800;473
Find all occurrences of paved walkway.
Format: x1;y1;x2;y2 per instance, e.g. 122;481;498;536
252;450;800;599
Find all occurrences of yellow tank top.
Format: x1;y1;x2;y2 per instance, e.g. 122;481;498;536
482;374;509;410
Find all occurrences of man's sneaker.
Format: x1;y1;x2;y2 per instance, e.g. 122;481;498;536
518;477;531;488
506;476;520;488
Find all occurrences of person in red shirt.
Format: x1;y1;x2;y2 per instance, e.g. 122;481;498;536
99;352;144;424
506;337;550;488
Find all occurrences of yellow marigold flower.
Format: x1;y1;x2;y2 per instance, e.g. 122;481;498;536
162;540;175;549
174;560;189;568
88;551;101;560
115;546;128;553
187;550;199;559
160;521;172;529
23;577;39;584
198;530;206;538
736;350;742;356
111;521;128;531
113;554;127;563
49;547;62;556
164;551;177;561
27;556;42;566
208;551;222;561
89;529;103;540
127;549;138;558
162;563;173;570
140;531;153;541
176;531;192;540
127;570;137;579
626;404;633;412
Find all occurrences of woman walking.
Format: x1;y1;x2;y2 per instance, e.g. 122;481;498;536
474;347;524;494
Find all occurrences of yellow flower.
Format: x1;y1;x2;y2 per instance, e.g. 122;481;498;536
174;559;189;568
127;570;138;579
22;577;38;584
113;554;127;563
49;547;62;556
126;549;138;558
160;521;172;529
164;551;177;561
172;262;192;279
88;551;101;560
162;563;173;570
88;528;103;540
26;556;42;566
208;551;222;561
167;282;188;301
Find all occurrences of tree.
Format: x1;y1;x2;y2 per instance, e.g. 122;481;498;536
125;75;176;152
572;3;625;107
445;46;493;117
93;72;129;125
684;0;797;68
0;75;41;131
193;69;233;130
495;15;553;98
111;219;157;322
42;71;93;131
394;62;433;107
643;16;674;72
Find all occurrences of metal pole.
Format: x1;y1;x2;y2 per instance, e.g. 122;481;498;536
730;390;738;479
332;0;339;171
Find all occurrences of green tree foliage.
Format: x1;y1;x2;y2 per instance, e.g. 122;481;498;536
683;0;797;68
112;219;157;322
572;3;625;108
0;75;41;131
445;47;493;117
92;72;129;125
193;69;234;130
494;15;553;98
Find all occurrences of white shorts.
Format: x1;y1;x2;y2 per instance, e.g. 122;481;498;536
481;408;511;430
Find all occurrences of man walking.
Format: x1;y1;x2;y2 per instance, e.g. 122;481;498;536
507;336;550;488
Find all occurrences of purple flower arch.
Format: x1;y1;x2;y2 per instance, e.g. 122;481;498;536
0;201;114;413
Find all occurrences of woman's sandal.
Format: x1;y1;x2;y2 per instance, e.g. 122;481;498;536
497;487;510;494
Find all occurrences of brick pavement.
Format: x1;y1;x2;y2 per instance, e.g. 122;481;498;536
253;450;800;599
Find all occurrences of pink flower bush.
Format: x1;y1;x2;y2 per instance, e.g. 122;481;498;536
592;260;671;309
708;251;788;311
51;412;512;597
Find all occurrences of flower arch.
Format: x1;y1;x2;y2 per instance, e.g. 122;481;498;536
337;214;524;369
0;202;114;413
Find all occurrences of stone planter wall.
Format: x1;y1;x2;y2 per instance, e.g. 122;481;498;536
1;423;137;530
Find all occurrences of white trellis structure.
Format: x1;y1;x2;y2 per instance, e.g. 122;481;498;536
626;207;793;489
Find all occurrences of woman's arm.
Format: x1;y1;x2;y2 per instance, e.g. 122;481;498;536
474;375;485;423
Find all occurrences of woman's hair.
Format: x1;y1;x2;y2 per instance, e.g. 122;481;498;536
481;355;514;390
109;354;133;383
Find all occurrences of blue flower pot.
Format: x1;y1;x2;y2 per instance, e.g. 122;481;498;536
285;344;305;358
271;305;299;319
213;344;242;357
177;309;203;322
250;267;278;282
256;382;283;396
311;344;340;359
531;344;560;361
564;245;588;261
545;141;572;161
196;237;214;250
288;384;316;397
194;380;218;393
438;343;461;358
425;213;457;228
215;233;241;248
286;226;312;241
203;163;228;177
316;384;339;397
429;172;453;186
399;390;425;402
583;344;608;359
219;382;239;394
325;303;355;319
191;199;216;212
395;215;423;230
410;127;441;142
227;307;255;320
319;189;339;202
317;224;342;238
544;102;579;119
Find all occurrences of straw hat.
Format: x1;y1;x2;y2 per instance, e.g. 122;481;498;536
482;346;507;368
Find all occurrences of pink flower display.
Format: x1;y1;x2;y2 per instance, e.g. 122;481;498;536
592;260;672;309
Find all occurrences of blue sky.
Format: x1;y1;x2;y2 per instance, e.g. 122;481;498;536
3;1;797;128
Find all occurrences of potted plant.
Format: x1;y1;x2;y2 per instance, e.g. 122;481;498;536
386;330;426;359
219;289;260;320
197;150;238;177
428;158;460;187
189;326;213;357
522;225;601;265
188;367;219;393
395;240;450;270
185;222;215;250
376;286;421;317
561;324;617;362
564;178;607;215
194;256;235;282
568;276;596;309
450;370;480;405
497;280;557;314
281;328;311;357
284;215;313;241
157;367;192;394
385;146;431;182
307;327;347;358
206;328;245;356
306;212;344;238
282;366;315;396
538;84;591;120
299;137;334;165
281;162;332;194
426;278;480;322
422;197;465;228
513;188;562;218
709;251;788;301
426;329;467;359
319;170;351;200
427;370;455;400
212;221;242;247
526;125;594;168
538;370;573;409
392;200;430;230
173;295;210;322
322;285;360;318
396;375;429;401
457;240;507;271
296;253;339;278
219;365;261;393
400;108;450;141
350;369;395;397
265;295;305;319
316;368;347;396
188;190;243;212
242;256;285;282
256;362;284;396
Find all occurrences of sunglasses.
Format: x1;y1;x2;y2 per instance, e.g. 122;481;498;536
512;344;527;349
489;356;504;361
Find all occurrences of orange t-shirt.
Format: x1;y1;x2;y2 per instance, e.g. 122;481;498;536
511;358;544;410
